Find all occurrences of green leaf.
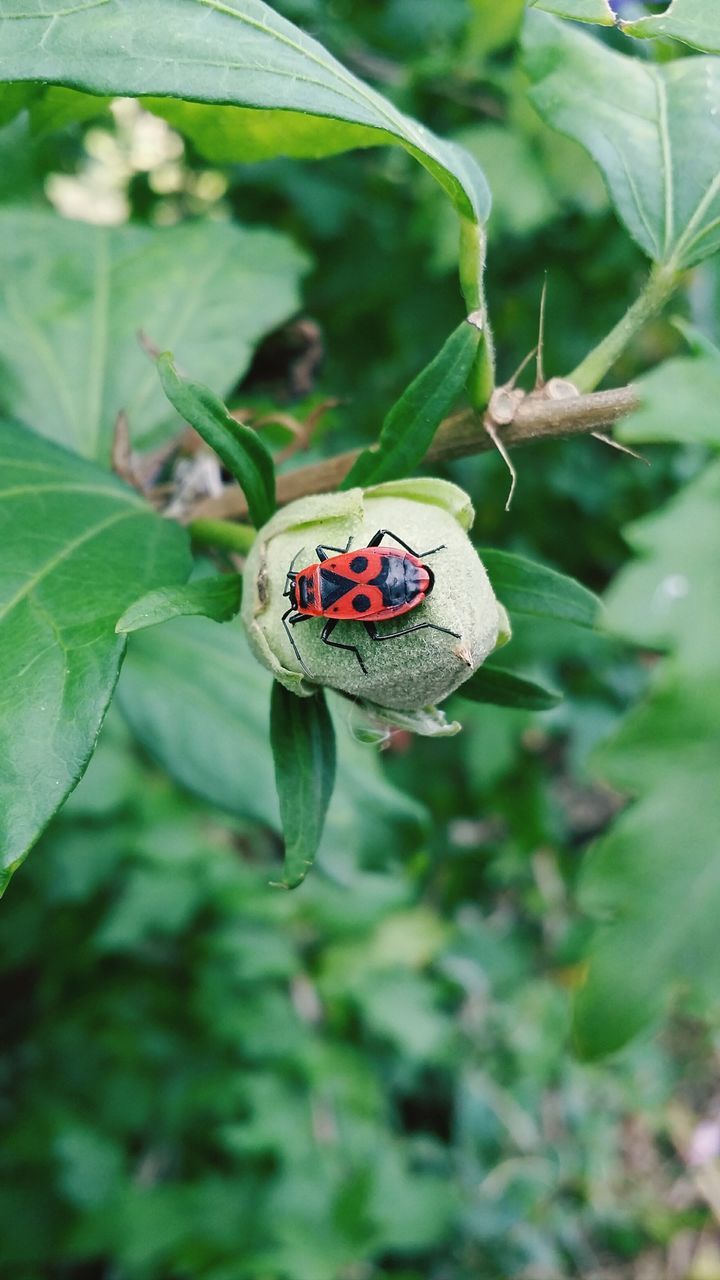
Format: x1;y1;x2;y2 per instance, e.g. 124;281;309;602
28;85;111;133
523;11;720;268
341;321;480;490
575;459;720;1055
616;351;720;449
157;353;276;529
575;673;720;1058
0;207;307;462
620;0;720;55
0;0;490;223
116;618;423;866
603;460;720;671
478;549;600;627
0;82;36;126
270;682;337;889
116;575;242;634
456;665;561;711
0;419;190;890
530;0;614;24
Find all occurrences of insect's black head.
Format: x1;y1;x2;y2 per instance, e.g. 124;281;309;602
285;548;305;608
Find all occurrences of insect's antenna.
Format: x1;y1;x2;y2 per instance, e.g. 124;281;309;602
535;273;548;390
281;607;312;676
283;546;306;598
419;544;446;557
287;547;305;576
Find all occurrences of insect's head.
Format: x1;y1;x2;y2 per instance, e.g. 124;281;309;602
284;549;305;608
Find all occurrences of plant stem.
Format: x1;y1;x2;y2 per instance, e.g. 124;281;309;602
569;263;681;393
188;518;256;554
189;385;639;522
459;215;495;409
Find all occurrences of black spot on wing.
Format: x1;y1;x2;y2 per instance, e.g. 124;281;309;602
352;593;372;613
349;554;368;574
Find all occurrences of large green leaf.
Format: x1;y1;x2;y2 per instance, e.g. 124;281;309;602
0;418;190;890
523;11;720;268
0;0;489;223
575;459;720;1055
620;0;720;55
270;682;336;889
157;354;275;528
341;321;480;490
0;207;308;462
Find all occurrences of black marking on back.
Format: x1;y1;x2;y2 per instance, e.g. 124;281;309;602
370;553;407;608
349;554;368;574
319;567;355;608
352;593;372;613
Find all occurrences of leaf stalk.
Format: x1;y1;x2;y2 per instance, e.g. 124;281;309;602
568;263;681;393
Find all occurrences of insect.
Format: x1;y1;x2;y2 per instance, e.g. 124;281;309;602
281;528;460;676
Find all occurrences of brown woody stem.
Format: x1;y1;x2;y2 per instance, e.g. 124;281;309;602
187;384;639;523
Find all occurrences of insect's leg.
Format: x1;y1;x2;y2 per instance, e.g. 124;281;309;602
281;607;314;676
315;535;353;562
321;619;367;674
366;529;446;558
364;620;460;642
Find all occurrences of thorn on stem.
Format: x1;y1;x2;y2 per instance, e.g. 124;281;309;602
485;417;517;512
506;344;538;391
535;274;548;390
592;432;650;464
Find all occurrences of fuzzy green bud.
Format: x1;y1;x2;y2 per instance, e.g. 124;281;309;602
241;478;509;720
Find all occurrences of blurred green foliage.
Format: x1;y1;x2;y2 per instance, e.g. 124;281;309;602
1;716;714;1279
2;0;720;1276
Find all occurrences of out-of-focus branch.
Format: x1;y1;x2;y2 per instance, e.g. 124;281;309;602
187;384;639;523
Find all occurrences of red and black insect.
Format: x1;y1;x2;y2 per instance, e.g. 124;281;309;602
281;528;460;676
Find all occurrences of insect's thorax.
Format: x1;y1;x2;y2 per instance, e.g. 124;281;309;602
297;548;431;621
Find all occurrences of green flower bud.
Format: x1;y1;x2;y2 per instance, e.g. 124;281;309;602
241;478;509;718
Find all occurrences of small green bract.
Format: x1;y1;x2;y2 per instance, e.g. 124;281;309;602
241;478;509;724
